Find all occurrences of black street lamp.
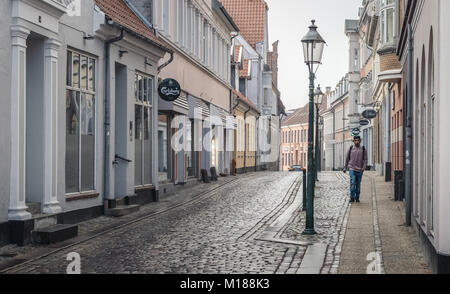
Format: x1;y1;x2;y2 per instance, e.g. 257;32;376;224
314;85;324;182
301;20;326;235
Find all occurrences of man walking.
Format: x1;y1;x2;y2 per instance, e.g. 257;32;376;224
343;136;368;203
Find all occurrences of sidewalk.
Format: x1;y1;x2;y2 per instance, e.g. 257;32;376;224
338;172;431;274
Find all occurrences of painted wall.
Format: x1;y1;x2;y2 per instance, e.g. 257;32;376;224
411;0;449;255
437;0;450;255
160;53;230;111
57;5;106;212
0;0;12;222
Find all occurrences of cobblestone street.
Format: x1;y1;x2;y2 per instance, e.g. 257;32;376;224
0;171;430;274
2;172;308;274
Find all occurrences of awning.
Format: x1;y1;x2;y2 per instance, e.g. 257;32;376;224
187;95;210;120
158;91;189;115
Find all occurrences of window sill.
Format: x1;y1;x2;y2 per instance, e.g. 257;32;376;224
66;192;100;202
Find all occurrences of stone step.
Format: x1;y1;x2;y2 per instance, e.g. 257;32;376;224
31;224;78;244
105;205;140;217
26;203;41;216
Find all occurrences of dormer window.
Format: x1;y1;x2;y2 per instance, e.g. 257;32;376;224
380;0;396;45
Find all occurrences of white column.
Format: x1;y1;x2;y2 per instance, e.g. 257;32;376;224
9;25;31;220
42;38;62;214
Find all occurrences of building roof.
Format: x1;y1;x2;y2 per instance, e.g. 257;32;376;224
221;0;267;49
277;95;286;116
234;45;243;63
282;104;309;127
95;0;170;52
232;89;259;113
239;59;251;78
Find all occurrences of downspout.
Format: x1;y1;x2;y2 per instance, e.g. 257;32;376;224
405;24;413;226
157;52;174;73
332;108;336;170
243;105;251;173
342;100;346;169
104;28;124;209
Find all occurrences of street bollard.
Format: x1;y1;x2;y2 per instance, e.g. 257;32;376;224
394;170;404;201
302;168;307;211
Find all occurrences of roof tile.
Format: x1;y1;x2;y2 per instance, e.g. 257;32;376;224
232;89;259;113
221;0;267;49
95;0;169;51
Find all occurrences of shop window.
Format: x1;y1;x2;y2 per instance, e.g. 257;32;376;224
65;50;96;194
158;113;169;182
135;73;154;186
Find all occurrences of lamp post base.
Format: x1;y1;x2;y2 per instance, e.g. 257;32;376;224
302;229;317;235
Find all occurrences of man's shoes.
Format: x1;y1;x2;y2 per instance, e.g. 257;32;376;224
349;199;355;203
356;199;360;203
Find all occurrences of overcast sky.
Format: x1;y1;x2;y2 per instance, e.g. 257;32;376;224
266;0;362;111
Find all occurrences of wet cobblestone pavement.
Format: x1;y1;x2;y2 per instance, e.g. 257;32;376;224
3;172;314;274
279;172;351;273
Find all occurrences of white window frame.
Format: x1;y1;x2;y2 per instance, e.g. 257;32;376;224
134;72;154;187
178;0;184;45
380;0;396;46
203;20;208;65
65;49;97;195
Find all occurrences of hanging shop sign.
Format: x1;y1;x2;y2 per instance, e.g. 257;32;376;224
351;128;361;137
360;119;370;126
362;109;377;120
158;78;181;102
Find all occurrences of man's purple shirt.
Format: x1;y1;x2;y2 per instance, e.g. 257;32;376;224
345;146;368;172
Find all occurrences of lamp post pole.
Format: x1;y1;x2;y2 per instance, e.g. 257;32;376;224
304;70;317;235
301;20;325;236
315;104;320;181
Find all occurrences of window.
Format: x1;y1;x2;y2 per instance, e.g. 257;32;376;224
187;2;192;51
212;31;216;71
203;20;208;64
178;0;184;45
134;73;154;186
158;113;169;182
66;50;96;194
264;88;270;105
187;119;195;176
380;0;396;45
194;10;199;57
163;0;170;36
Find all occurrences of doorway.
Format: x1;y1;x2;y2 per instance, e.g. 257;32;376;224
114;63;128;198
26;33;45;209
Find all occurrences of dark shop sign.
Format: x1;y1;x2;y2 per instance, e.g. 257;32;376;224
360;119;370;126
158;78;181;102
362;109;377;119
351;128;361;137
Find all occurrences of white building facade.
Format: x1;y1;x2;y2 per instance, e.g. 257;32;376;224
0;0;169;246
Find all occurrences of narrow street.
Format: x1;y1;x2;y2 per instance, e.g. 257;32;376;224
1;170;429;275
3;172;305;274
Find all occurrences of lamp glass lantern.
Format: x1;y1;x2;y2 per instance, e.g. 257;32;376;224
301;20;326;73
314;85;324;105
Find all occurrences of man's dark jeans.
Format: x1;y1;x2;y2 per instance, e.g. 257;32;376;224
349;170;363;201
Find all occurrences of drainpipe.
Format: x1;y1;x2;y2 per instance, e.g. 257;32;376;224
157;51;174;73
243;105;251;173
104;28;124;209
405;24;413;226
332;108;336;171
342;100;346;169
255;115;259;172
